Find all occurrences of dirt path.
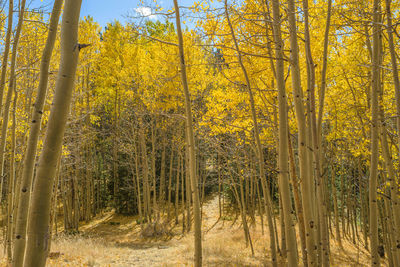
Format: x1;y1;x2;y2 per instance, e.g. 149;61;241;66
0;195;371;266
47;195;230;267
106;196;227;266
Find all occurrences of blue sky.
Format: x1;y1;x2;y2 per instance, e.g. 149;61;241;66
28;0;194;28
29;0;140;27
80;0;135;26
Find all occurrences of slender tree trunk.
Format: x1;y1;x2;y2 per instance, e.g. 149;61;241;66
331;166;341;247
175;152;181;225
238;167;254;256
160;139;166;210
173;1;202;265
289;132;307;266
317;0;332;136
302;0;329;264
385;0;400;175
23;1;83;265
361;171;369;250
6;86;17;263
369;0;381;265
340;163;346;239
379;68;400;263
286;0;317;264
185;141;192;232
384;0;400;255
112;84;119;209
13;1;63;265
151;121;158;218
134;138;143;221
224;1;278;264
271;1;298;264
0;0;25;203
0;0;13;113
217;154;222;219
167;147;174;221
382;196;397;267
181;154;186;232
140;124;151;222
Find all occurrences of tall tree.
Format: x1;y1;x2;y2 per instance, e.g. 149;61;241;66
0;0;13;113
286;0;317;264
0;0;23;202
369;0;381;265
173;0;203;266
224;0;278;265
302;0;329;264
271;0;298;264
13;1;63;266
384;0;400;256
23;0;83;265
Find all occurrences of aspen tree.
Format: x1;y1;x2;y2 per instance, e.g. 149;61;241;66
175;152;181;224
288;132;308;265
381;191;397;266
384;0;400;255
181;154;186;232
369;0;381;265
315;0;333;257
151;122;158;218
0;0;13;113
377;32;400;261
140;124;151;222
270;0;298;264
23;0;83;265
286;0;317;264
133;138;143;221
224;1;278;264
185;138;192;232
331;165;341;247
384;1;400;154
6;84;17;263
359;160;369;250
13;1;63;265
262;2;305;260
159;140;166;208
317;0;332;136
167;147;174;221
112;87;119;209
173;0;202;265
380;92;400;263
0;0;25;203
303;0;329;264
237;160;254;256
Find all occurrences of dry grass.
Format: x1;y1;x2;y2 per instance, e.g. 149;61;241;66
0;196;380;266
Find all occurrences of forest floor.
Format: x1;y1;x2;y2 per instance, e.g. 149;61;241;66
1;195;374;266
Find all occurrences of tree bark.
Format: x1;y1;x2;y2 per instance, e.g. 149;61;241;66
286;0;317;264
0;0;24;203
23;1;83;265
384;0;400;255
369;0;381;265
270;0;299;264
302;0;329;264
13;1;63;265
173;1;202;265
